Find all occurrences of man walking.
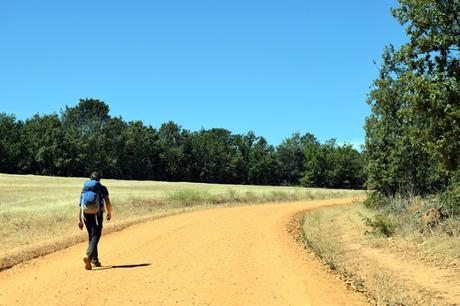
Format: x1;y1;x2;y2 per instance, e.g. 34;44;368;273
78;171;112;270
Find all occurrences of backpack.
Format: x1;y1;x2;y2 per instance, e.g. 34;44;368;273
80;180;104;214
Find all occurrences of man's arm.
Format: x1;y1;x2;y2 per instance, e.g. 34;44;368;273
105;195;112;220
78;207;83;230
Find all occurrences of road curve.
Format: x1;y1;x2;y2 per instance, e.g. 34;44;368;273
0;198;366;305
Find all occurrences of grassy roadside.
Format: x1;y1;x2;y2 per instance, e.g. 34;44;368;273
0;173;363;270
301;203;460;305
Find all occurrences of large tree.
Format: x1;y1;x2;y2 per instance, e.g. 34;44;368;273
276;133;317;185
365;0;459;196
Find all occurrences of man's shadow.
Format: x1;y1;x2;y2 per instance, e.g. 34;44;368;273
94;263;151;270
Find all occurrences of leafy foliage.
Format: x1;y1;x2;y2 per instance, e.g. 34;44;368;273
363;192;392;210
0;99;365;188
438;180;460;217
302;139;365;189
0;113;21;173
365;0;459;198
363;213;398;237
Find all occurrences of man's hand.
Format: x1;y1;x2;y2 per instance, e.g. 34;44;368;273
107;213;112;221
78;221;84;230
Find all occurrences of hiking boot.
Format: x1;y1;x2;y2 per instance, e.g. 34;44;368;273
92;260;102;267
83;257;92;270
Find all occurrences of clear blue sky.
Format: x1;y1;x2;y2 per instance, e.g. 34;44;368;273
0;0;406;146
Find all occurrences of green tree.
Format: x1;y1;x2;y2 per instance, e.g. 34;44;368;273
188;128;238;183
303;140;365;189
365;0;458;196
157;121;186;181
248;136;277;185
98;116;128;178
393;0;460;172
61;98;110;134
60;99;113;176
276;133;317;185
119;121;159;179
0;113;21;173
19;114;77;175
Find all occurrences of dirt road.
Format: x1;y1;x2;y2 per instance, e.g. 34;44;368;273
0;199;366;305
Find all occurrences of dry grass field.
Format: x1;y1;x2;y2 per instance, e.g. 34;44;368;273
302;203;460;305
0;173;363;270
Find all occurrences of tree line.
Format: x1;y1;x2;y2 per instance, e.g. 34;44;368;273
365;0;459;212
0;99;365;188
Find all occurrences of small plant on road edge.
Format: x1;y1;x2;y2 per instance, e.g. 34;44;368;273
362;213;397;237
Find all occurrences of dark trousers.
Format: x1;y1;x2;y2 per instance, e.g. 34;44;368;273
84;212;103;261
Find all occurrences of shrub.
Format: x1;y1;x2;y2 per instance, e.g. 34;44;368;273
363;213;397;237
438;182;460;217
363;192;391;209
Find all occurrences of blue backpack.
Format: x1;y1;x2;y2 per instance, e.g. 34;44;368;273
80;180;104;215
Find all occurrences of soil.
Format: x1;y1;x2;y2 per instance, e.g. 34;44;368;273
0;198;366;305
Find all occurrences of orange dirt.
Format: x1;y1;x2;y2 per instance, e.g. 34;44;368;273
0;199;366;305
